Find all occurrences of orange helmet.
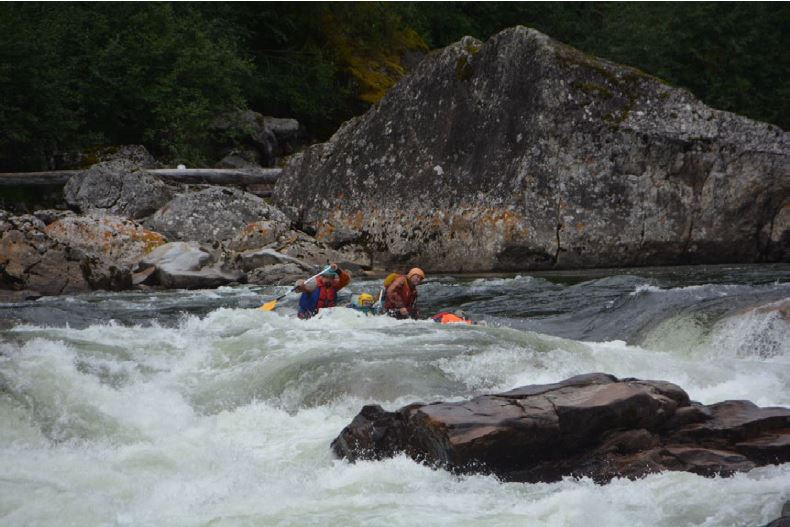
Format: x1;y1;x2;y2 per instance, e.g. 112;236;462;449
407;267;425;280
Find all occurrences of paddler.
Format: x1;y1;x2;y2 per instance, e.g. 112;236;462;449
383;267;425;319
348;292;376;315
295;263;351;319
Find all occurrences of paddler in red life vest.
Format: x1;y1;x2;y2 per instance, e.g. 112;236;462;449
383;267;425;319
295;263;351;319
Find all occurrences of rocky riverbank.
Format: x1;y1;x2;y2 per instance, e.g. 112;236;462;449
1;144;368;300
2;27;789;299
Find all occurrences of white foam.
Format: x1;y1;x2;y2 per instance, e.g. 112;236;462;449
2;300;789;525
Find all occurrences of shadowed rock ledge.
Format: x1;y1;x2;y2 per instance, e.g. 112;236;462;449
331;373;790;484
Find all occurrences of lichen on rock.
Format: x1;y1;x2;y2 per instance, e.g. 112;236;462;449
274;26;788;271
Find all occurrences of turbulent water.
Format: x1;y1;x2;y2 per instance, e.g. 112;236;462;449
1;264;789;526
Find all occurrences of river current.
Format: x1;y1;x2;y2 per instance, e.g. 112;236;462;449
1;264;789;526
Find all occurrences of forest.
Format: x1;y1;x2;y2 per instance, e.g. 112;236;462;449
1;2;786;171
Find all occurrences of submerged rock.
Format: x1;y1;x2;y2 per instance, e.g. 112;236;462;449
764;501;790;527
332;373;790;484
275;27;789;271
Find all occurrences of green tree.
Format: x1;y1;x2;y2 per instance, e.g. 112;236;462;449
0;2;252;169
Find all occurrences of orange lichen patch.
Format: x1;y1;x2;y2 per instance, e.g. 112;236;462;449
241;223;262;236
45;218;167;258
315;222;335;241
348;211;366;230
133;230;167;254
239;221;275;240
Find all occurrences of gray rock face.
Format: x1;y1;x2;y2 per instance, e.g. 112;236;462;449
236;247;311;273
139;242;245;289
275;27;789;272
145;187;291;245
228;220;290;252
332;373;790;484
64;160;173;219
247;262;309;286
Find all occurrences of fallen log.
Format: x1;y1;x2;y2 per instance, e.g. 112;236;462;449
148;168;281;185
0;171;79;185
0;168;281;186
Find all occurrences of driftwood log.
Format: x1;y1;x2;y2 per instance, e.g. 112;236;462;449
0;168;281;186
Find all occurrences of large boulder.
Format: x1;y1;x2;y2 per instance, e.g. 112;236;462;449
44;214;167;290
764;502;790;527
246;262;310;286
275;27;789;271
138;242;245;289
0;212;89;295
44;214;167;266
145;187;291;245
0;211;166;294
232;232;368;285
227;220;291;252
64;157;173;219
332;373;790;484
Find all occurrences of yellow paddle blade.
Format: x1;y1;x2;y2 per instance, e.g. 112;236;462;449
259;299;278;311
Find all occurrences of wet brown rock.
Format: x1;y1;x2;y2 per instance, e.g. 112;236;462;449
332;373;790;484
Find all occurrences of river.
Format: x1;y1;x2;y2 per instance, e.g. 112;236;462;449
1;264;788;526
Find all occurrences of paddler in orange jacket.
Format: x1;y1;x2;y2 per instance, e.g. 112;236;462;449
383;267;425;319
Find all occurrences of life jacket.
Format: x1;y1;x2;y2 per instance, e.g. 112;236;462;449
431;312;473;325
316;278;338;309
384;274;417;311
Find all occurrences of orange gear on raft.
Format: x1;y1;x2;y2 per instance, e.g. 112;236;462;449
431;312;473;325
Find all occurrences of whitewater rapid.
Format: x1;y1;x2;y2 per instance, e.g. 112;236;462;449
1;265;789;526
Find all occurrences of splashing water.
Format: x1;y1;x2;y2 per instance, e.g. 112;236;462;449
1;264;789;526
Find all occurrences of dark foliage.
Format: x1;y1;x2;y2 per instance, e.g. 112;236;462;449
1;2;786;170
